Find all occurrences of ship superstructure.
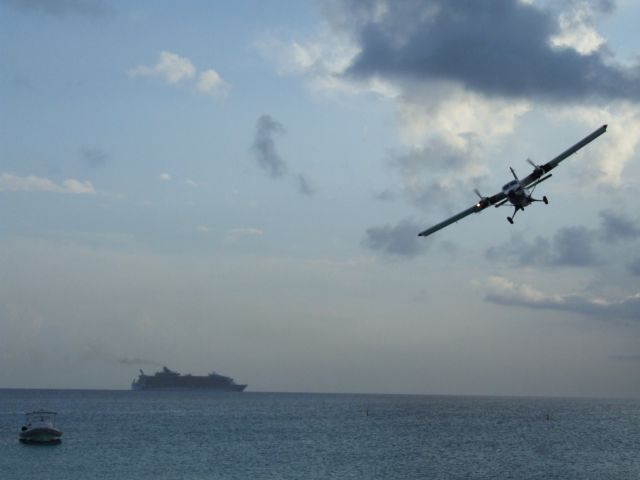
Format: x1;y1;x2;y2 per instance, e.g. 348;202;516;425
131;366;247;391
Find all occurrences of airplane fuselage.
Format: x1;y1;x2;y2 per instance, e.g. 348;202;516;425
502;179;531;209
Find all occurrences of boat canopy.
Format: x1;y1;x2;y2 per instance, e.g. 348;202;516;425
25;411;57;423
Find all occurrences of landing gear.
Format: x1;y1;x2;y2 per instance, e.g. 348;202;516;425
543;196;548;205
507;205;522;224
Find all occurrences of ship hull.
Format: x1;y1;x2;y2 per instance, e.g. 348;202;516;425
132;384;247;392
19;427;63;444
131;367;247;392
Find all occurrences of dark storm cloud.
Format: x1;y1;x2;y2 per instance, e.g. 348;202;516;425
486;227;599;267
598;210;640;243
80;146;108;168
363;219;429;258
485;289;640;322
251;114;287;178
2;0;114;17
333;0;639;102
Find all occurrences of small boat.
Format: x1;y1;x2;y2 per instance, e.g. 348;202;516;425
19;411;63;444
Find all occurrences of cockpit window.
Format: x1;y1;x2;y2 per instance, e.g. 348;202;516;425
502;180;518;191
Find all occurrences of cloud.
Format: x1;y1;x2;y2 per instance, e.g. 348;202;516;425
486;233;554;266
629;258;640;276
158;172;171;182
373;189;395;202
390;133;491;211
0;172;95;194
270;0;637;207
296;174;316;196
552;226;600;266
62;178;97;194
486;226;600;267
598;210;640;243
80;146;108;168
196;69;229;97
486;210;640;267
363;219;429;258
129;51;229;96
337;0;637;103
550;105;640;186
226;228;264;240
251;114;287;178
3;0;115;17
484;275;640;322
549;0;612;55
129;51;195;85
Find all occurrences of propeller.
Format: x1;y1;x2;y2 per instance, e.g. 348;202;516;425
474;188;490;207
526;158;544;174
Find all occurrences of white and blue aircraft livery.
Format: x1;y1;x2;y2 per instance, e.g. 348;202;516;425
418;125;608;238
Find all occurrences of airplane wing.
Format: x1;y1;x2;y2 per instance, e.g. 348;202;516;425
418;192;504;237
521;124;607;187
417;125;607;238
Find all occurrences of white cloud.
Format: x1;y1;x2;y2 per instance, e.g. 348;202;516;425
196;69;229;97
0;173;96;194
397;82;531;148
129;51;195;85
129;51;229;98
186;179;198;187
550;1;606;55
484;276;559;304
254;32;388;98
158;173;172;182
62;179;97;194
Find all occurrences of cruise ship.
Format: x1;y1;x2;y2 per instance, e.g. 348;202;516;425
131;366;247;391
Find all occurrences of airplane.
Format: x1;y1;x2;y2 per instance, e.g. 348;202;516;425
417;125;608;238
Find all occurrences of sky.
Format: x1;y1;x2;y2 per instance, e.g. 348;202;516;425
1;0;639;397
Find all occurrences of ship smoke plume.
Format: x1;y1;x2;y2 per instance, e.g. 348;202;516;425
117;356;163;367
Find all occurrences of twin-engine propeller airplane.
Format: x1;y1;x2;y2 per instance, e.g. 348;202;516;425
417;125;608;238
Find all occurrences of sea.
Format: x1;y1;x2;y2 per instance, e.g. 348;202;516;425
1;389;639;480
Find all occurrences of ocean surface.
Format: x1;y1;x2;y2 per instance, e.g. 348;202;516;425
1;389;639;479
